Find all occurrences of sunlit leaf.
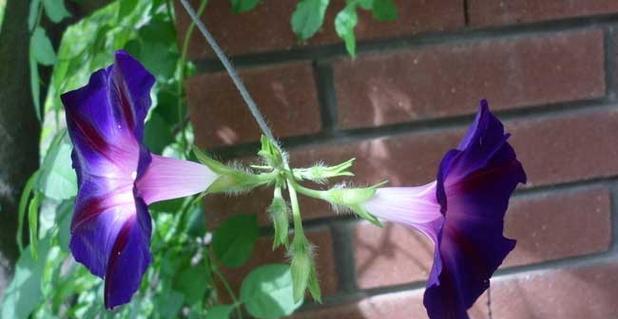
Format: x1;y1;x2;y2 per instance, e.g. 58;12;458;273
240;264;303;319
291;0;330;40
0;240;50;319
335;5;358;56
37;133;77;201
31;27;57;65
28;0;41;30
43;0;71;23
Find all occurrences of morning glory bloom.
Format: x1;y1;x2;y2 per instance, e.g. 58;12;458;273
61;51;217;309
363;101;526;319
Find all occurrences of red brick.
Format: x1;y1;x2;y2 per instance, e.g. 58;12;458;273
353;187;612;289
291;261;618;318
354;223;434;288
187;62;322;147
468;0;618;27
175;0;464;58
490;261;618;319
203;108;618;225
289;289;490;319
219;228;338;302
509;108;618;187
334;29;605;129
503;187;611;267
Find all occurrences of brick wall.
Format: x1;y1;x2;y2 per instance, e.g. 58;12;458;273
176;1;618;318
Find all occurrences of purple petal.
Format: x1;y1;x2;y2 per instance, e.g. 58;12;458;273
62;51;156;309
136;155;217;205
424;101;526;319
104;198;152;309
62;50;155;182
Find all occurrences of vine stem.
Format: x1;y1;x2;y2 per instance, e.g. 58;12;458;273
179;0;275;141
213;263;243;319
286;178;304;233
176;0;208;153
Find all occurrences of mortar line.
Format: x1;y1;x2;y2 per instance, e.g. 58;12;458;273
605;25;617;100
208;99;616;160
312;60;338;134
194;14;618;73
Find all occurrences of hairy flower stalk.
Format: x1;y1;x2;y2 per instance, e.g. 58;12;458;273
361;101;526;319
62;51;219;309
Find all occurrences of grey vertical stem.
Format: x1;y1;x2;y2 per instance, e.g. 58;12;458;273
179;0;275;142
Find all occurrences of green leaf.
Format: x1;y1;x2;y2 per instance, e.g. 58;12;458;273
335;5;358;57
56;200;73;249
28;0;42;31
173;264;210;305
17;172;39;252
358;0;374;10
230;0;261;13
371;0;397;21
144;112;174;154
205;305;234;319
291;0;330;40
28;193;41;259
240;264;303;319
212;214;258;267
1;240;50;319
185;205;207;238
43;0;70;23
118;0;139;19
131;15;179;80
37;133;77;200
29;50;41;121
155;290;184;318
31;27;57;65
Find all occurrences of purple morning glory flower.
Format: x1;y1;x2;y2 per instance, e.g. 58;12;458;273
363;100;526;319
61;51;217;309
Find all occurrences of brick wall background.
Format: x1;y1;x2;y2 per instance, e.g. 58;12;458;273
176;1;618;318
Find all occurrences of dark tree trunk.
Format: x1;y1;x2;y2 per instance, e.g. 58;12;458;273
0;0;113;297
0;0;41;295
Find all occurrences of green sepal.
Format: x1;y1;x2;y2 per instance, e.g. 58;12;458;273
293;158;355;183
311;181;387;226
307;263;322;303
258;135;285;169
269;187;290;249
348;204;382;227
289;234;313;303
193;145;274;194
